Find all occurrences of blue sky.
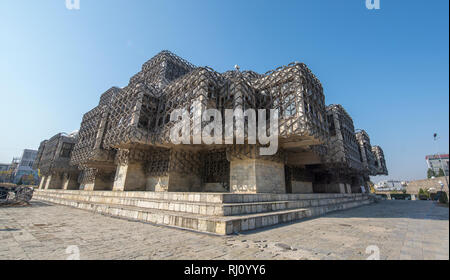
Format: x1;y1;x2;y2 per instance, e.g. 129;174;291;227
0;0;448;181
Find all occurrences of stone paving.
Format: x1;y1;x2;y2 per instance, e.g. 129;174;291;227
0;200;448;260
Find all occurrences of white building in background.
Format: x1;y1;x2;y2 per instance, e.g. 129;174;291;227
13;149;38;183
0;163;10;172
0;163;11;183
375;180;407;192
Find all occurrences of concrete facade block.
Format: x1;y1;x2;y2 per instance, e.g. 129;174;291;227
230;159;286;194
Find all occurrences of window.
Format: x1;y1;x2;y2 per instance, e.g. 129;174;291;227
304;101;310;113
60;143;74;158
328;114;336;136
283;95;297;117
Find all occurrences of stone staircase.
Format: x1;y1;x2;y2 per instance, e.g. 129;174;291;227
33;190;373;235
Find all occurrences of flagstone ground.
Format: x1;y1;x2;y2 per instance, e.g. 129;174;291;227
0;200;447;260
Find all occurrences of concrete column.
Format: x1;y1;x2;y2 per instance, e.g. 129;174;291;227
44;173;64;189
230;159;286;194
113;163;148;191
345;183;352;194
83;169;114;191
62;173;79;190
39;176;47;189
44;175;51;189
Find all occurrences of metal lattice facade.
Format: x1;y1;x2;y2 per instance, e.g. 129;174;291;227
372;146;388;175
29;50;388;193
355;130;379;176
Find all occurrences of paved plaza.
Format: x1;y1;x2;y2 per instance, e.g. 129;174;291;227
0;200;448;260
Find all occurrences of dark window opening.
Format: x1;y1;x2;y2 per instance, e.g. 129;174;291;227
60;143;74;158
328;115;336;136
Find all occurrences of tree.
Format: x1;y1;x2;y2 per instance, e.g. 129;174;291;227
437;168;445;177
427;168;436;179
418;188;430;200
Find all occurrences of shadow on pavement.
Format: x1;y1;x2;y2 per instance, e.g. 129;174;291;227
239;200;449;236
0;200;52;209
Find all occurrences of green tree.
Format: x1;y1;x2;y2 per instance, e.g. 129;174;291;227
418;188;430;200
437;168;445;177
427;168;436;179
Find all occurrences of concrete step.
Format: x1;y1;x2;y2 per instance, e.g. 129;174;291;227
34;191;366;216
34;189;365;203
33;192;372;235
